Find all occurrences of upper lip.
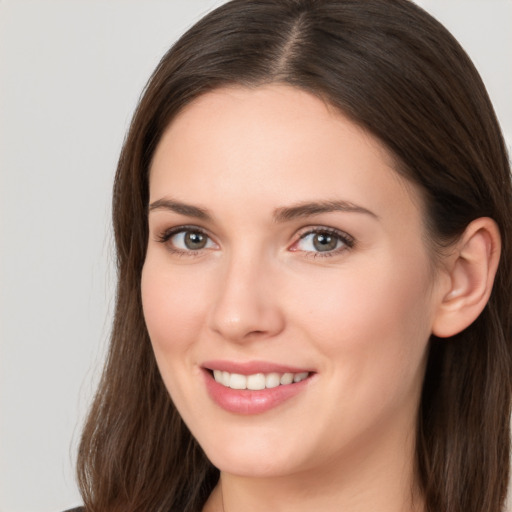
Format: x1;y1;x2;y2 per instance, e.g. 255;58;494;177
202;360;314;375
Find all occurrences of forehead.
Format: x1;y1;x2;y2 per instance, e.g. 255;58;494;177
149;84;422;224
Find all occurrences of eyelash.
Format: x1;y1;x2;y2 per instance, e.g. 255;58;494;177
156;225;355;258
293;227;355;258
156;225;214;256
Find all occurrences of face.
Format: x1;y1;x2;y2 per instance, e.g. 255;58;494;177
142;85;443;479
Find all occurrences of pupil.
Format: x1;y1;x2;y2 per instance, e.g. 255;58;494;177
313;233;337;252
185;231;207;250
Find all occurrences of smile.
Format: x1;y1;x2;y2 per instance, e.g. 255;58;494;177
203;364;315;414
213;370;310;390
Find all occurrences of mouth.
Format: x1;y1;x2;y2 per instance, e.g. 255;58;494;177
209;369;310;390
201;362;315;414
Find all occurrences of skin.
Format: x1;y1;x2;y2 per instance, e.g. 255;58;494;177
141;84;450;512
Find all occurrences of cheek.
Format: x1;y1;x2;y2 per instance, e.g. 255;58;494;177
141;258;215;417
296;251;434;401
295;257;432;345
141;259;208;357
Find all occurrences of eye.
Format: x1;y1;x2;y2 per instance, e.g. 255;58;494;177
157;226;217;253
291;228;354;255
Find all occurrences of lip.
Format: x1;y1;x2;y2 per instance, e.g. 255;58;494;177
202;359;313;375
201;361;315;415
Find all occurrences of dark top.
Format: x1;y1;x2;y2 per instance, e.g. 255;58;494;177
63;508;84;512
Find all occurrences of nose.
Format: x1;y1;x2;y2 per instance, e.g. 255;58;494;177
207;251;285;343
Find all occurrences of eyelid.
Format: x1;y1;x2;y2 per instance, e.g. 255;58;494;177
156;225;218;253
154;224;354;257
290;226;355;256
156;224;206;242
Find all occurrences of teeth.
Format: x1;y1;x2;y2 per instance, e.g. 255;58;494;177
265;372;281;388
280;372;294;385
212;370;310;389
293;372;309;383
229;373;246;389
247;373;265;390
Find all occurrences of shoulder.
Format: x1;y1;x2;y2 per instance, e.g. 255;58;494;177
62;508;84;512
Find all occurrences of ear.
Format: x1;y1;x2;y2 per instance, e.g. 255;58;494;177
432;217;501;338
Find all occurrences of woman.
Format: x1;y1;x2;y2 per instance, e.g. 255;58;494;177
75;1;512;511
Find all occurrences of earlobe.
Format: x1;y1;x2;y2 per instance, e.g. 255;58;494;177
432;218;501;338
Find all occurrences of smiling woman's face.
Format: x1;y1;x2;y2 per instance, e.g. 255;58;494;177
141;84;444;480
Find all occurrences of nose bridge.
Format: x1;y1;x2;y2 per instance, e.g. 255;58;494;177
208;245;284;342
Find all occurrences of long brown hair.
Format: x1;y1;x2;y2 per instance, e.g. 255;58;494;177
77;1;512;511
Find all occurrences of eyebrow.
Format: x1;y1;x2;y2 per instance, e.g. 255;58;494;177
148;198;378;222
273;200;378;222
148;198;212;220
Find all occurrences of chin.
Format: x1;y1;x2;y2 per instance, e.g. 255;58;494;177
196;428;306;478
208;452;295;478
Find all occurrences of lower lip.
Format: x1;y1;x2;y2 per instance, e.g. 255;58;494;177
203;370;313;415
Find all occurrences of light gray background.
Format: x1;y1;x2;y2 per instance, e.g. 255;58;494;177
0;1;510;511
